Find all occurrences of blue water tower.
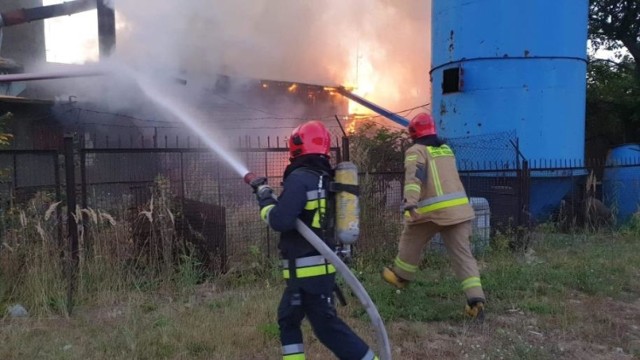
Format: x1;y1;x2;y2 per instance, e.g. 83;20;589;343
431;0;589;218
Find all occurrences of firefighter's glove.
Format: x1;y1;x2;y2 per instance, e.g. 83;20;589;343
255;185;277;209
403;205;417;212
403;205;419;222
249;176;268;192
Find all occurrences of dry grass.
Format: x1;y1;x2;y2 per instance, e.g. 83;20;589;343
2;185;640;359
0;177;200;316
0;281;638;359
0;228;639;359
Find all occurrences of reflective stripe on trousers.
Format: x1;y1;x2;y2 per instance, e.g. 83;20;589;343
361;349;378;360
462;276;482;291
282;343;304;360
394;256;418;274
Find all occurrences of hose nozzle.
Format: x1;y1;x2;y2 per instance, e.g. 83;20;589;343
244;172;268;192
243;172;257;185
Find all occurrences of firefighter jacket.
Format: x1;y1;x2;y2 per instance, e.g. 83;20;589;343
403;137;474;226
260;155;337;293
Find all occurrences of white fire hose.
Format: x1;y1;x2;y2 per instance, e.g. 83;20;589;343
294;219;392;360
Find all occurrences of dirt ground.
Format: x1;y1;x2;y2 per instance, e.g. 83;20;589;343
383;296;640;360
2;282;639;360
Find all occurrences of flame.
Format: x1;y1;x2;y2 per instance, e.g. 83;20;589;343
345;51;377;116
346;117;358;135
345;114;370;135
288;83;298;93
338;46;379;134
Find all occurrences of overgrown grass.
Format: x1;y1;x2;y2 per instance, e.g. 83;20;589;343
2;190;640;359
2;230;639;359
351;230;640;323
0;178;218;316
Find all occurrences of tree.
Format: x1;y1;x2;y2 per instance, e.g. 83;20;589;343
586;57;640;151
588;1;640;150
349;122;408;173
589;0;640;82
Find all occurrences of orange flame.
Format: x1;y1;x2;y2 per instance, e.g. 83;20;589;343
345;115;370;135
346;120;357;135
288;83;298;93
345;51;377;116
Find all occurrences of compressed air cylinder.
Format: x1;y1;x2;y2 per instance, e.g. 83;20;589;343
335;162;360;244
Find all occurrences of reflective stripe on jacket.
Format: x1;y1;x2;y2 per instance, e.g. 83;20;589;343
281;254;336;279
259;166;337;278
261;189;327;230
403;143;474;225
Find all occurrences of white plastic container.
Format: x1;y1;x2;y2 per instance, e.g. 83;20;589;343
429;197;491;254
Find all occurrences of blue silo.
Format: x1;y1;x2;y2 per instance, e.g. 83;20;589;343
431;0;589;219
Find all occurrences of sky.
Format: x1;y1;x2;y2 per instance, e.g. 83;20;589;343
43;0;99;63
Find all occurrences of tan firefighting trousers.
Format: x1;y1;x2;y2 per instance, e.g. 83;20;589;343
392;220;485;300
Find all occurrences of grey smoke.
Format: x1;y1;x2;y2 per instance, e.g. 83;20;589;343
35;0;431;143
113;0;431;112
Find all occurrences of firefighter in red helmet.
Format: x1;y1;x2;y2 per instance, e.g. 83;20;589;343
382;112;487;321
252;120;378;359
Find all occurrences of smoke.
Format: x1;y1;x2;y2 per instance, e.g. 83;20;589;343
113;0;431;113
31;0;430;146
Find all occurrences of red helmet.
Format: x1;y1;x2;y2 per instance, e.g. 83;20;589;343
408;113;436;140
289;120;331;158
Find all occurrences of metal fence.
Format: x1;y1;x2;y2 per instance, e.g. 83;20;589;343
78;140;342;268
2;138;640;272
0;150;63;246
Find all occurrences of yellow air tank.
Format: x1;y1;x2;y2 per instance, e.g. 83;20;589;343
334;162;360;244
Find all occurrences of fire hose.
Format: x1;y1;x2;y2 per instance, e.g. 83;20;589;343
243;172;392;360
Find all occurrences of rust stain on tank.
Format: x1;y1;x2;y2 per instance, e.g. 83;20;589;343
448;30;455;56
440;102;448;116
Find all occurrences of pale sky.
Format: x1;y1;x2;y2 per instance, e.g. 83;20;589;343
43;0;98;64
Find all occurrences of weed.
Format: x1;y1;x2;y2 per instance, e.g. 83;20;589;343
153;315;172;328
257;322;280;341
175;248;205;290
139;301;158;314
186;341;213;356
621;211;640;237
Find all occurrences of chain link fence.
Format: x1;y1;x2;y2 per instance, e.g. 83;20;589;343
2;135;640;272
78;142;341;269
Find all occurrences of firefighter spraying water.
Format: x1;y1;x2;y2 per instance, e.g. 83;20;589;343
243;125;391;359
134;73;391;358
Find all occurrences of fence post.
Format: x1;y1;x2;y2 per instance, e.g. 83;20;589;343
53;152;63;250
262;152;270;258
154;127;158;148
11;153;17;197
79;147;91;257
341;136;350;162
518;160;531;229
64;135;79;316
